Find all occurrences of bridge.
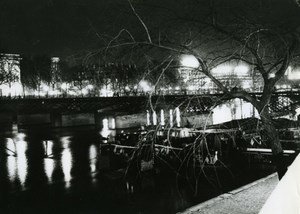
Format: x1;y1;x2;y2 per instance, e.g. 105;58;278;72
268;91;300;116
0;95;213;115
0;91;299;116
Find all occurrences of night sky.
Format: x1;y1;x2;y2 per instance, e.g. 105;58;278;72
0;0;128;57
1;0;299;58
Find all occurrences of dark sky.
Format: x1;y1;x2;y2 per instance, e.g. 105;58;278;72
0;0;128;57
1;0;299;58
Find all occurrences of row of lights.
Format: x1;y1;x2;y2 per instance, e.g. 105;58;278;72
146;108;181;127
2;55;300;97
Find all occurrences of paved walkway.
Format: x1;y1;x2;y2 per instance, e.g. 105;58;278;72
179;173;278;214
260;154;300;214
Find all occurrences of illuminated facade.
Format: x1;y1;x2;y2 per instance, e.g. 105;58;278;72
179;62;262;94
276;66;300;91
179;60;300;94
1;52;299;98
0;53;23;96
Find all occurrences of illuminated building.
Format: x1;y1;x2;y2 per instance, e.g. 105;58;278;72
179;57;262;94
0;53;23;97
51;57;60;84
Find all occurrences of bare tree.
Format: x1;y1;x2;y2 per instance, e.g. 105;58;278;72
91;0;300;179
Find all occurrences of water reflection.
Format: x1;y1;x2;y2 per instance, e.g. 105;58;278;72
89;144;97;173
6;138;16;156
43;140;54;157
15;133;26;141
43;140;54;183
6;136;28;190
16;140;28;189
7;155;17;183
44;157;55;183
1;125;270;214
12;123;18;133
61;136;72;188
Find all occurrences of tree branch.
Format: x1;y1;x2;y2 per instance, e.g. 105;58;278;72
128;0;152;43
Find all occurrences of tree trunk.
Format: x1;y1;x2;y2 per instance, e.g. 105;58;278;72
260;108;287;179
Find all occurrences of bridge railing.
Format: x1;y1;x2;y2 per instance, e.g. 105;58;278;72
1;88;300;100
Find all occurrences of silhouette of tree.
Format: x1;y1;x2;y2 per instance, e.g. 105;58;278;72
20;55;51;91
93;0;300;179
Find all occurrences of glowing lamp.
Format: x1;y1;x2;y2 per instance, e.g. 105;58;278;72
180;55;199;68
139;80;152;92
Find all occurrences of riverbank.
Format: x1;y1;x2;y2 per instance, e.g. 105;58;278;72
179;173;278;214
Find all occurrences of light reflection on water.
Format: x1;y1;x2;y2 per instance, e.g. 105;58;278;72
43;140;54;157
89;144;97;173
44;157;55;183
6;135;28;190
5;132;102;190
12;123;18;133
15;133;26;142
61;136;71;149
16;140;28;189
61;136;72;188
0;121;276;214
43;140;54;183
6;138;16;156
7;155;17;183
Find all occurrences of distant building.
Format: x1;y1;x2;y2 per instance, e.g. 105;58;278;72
50;57;61;90
178;62;263;94
0;53;23;97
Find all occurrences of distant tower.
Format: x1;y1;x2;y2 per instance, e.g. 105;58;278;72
51;57;60;90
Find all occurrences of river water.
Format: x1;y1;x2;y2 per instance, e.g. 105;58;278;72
0;125;275;214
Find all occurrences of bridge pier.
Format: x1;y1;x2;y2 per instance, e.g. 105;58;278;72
50;112;62;127
15;112;96;127
17;113;51;126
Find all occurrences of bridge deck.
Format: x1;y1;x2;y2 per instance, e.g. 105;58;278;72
0;92;299;115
